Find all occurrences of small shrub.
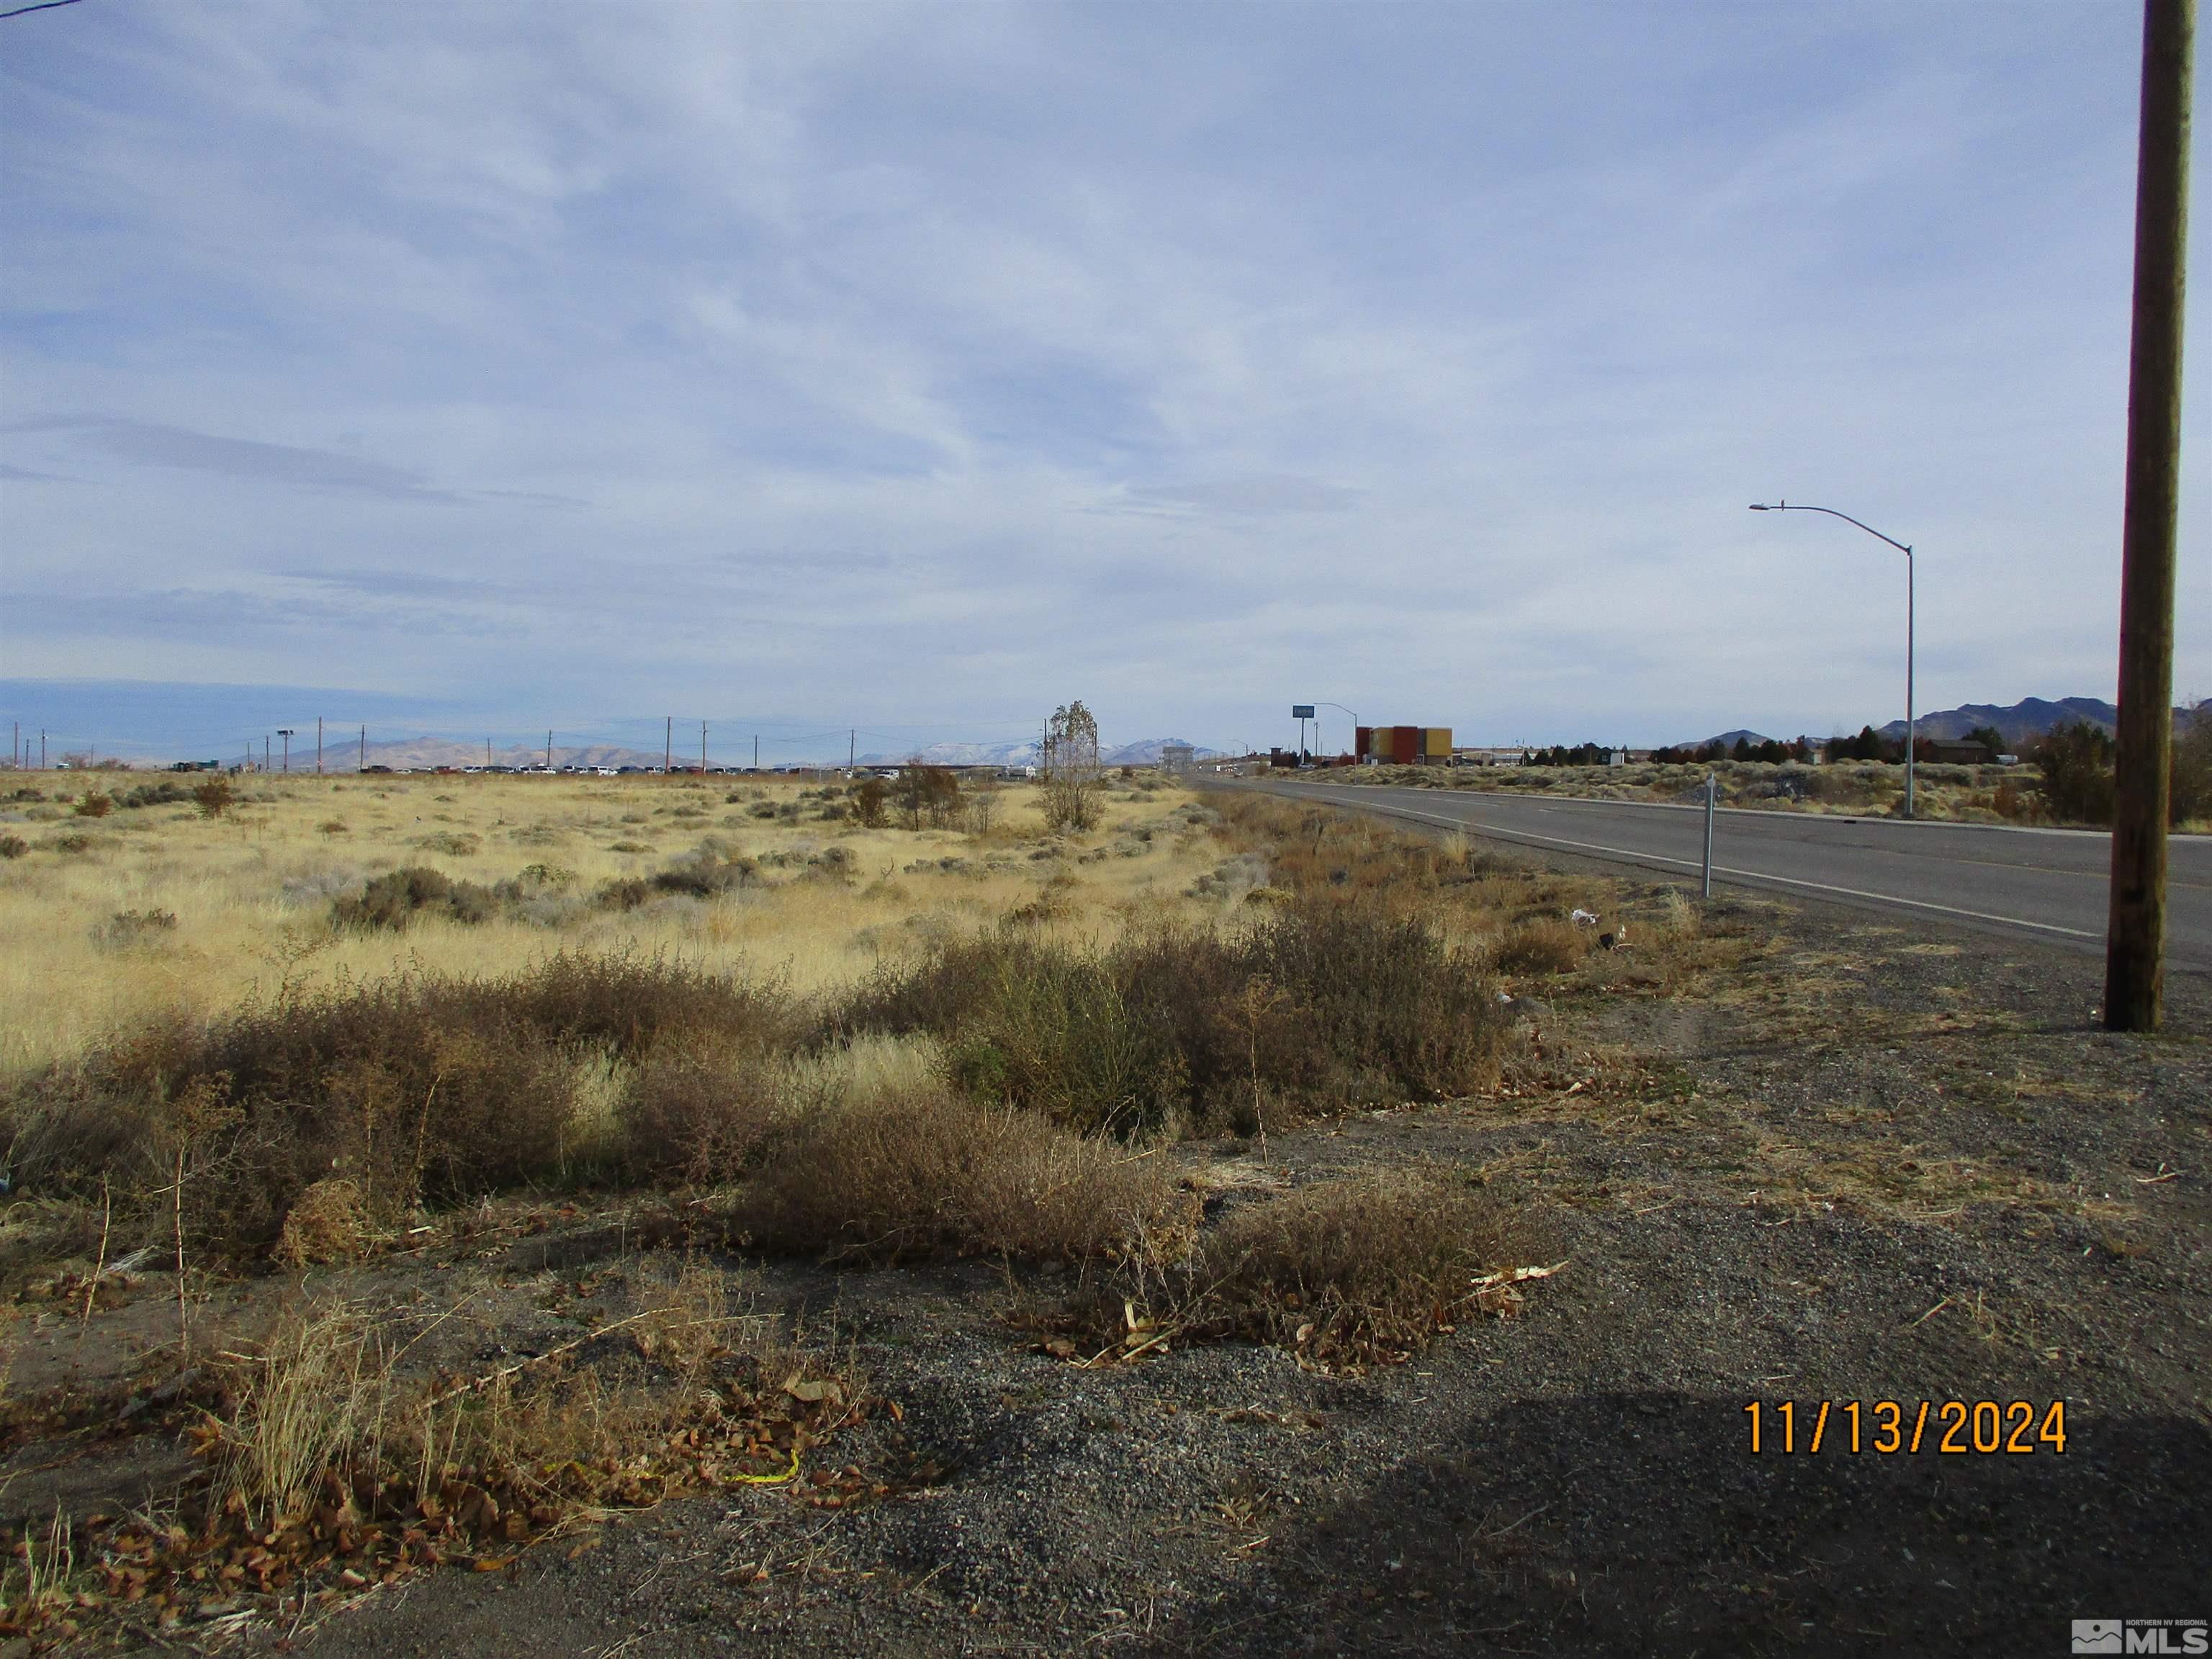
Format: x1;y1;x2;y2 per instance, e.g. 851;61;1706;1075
2032;722;2116;826
47;831;94;854
1492;917;1584;976
73;791;113;819
850;777;889;828
333;866;495;930
835;902;1507;1130
0;834;26;859
1041;775;1102;833
2172;703;2212;826
649;842;757;899
1182;1169;1529;1362
92;908;179;948
619;1030;788;1185
415;831;482;857
118;780;194;810
1991;778;2037;822
0;955;799;1259
192;775;235;819
272;1177;372;1267
319;818;350;837
737;1088;1194;1265
595;876;653;912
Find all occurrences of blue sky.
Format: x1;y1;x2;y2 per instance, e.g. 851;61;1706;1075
3;1;2206;760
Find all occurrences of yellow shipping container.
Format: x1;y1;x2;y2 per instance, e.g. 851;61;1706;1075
1421;727;1453;757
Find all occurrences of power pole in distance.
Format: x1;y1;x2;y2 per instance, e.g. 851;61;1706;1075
359;725;366;772
701;721;708;773
664;717;672;775
2107;0;2195;1033
316;716;323;775
547;729;554;771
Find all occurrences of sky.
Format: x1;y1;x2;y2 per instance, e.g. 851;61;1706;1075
2;1;2208;763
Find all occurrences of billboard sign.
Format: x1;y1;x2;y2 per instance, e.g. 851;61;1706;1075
1290;704;1315;719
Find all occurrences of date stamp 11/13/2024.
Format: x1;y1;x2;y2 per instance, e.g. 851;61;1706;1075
1744;1398;2069;1455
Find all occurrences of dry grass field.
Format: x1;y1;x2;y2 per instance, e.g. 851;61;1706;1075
0;769;1225;1079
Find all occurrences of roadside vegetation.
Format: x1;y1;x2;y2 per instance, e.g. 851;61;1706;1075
1337;702;2212;830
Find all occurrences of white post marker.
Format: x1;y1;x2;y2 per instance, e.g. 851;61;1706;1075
1702;773;1717;899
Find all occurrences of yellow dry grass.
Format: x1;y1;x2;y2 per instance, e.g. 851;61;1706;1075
0;772;1226;1079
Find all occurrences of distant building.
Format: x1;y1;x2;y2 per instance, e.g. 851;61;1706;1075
1356;726;1452;765
1159;743;1195;774
1925;740;1997;765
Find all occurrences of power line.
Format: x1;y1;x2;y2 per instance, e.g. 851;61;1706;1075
0;0;88;21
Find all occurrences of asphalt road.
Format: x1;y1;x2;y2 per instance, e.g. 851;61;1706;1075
1214;777;2212;976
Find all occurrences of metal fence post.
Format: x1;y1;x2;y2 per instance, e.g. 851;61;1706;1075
1702;773;1717;899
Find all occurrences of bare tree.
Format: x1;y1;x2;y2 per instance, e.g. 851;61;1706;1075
966;769;1000;834
1042;701;1102;832
894;760;961;830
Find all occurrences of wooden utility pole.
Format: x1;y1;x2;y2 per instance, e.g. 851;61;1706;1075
547;729;554;771
700;721;708;773
359;725;366;772
2107;0;2195;1033
664;716;672;775
316;716;323;775
849;729;855;769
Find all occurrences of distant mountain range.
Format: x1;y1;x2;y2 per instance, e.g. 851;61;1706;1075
1871;697;2126;745
1694;729;1777;749
349;738;667;770
1689;696;2200;752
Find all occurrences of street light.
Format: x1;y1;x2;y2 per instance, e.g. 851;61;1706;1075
276;729;295;774
1306;702;1359;761
1750;501;1917;819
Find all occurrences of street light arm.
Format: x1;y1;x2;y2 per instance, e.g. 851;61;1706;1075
1749;501;1911;556
1749;498;1918;821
